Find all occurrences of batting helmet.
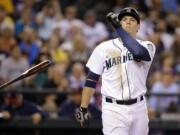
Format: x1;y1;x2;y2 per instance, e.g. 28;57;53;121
118;7;140;24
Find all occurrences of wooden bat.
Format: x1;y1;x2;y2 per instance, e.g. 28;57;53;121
0;60;53;89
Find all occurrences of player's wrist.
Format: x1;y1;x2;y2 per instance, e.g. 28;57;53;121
80;107;88;113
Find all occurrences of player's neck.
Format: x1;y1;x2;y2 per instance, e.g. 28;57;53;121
127;32;136;38
118;36;137;43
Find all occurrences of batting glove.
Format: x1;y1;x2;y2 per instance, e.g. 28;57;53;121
75;107;89;127
106;12;121;29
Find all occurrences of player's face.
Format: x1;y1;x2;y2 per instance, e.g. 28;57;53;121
120;16;139;37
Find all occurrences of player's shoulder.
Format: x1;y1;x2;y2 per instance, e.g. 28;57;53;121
95;39;114;50
100;39;114;46
137;39;155;46
137;39;156;51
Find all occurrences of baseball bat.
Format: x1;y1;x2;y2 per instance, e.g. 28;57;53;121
0;60;53;89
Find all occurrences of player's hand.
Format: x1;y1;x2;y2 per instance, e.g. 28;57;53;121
106;12;121;29
75;107;89;127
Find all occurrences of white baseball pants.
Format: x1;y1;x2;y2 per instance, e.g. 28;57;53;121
102;97;149;135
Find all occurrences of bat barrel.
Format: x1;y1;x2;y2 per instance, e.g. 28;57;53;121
0;60;53;89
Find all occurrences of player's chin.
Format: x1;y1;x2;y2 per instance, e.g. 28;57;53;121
125;29;132;34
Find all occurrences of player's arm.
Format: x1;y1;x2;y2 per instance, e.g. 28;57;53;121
81;87;95;108
116;27;151;61
81;70;100;108
106;13;151;61
76;70;100;127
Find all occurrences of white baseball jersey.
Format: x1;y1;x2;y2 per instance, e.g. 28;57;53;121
86;38;156;100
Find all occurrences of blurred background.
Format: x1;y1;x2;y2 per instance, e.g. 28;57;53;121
0;0;179;135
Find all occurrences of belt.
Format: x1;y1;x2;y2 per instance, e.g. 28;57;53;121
105;95;144;105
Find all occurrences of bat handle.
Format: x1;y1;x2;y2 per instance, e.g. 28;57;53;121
0;82;11;89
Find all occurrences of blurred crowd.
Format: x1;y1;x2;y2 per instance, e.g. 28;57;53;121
0;0;179;124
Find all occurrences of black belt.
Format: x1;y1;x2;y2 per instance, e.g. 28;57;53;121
105;96;144;105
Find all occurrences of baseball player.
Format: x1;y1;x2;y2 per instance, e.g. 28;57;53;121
76;7;156;135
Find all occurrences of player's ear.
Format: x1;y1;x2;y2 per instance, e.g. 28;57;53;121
119;20;122;26
136;24;140;32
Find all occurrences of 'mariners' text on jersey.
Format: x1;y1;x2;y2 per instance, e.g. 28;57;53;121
105;52;134;69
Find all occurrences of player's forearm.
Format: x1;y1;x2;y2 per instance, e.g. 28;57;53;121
116;27;151;61
80;87;95;108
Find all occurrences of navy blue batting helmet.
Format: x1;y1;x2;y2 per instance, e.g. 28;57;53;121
118;7;140;24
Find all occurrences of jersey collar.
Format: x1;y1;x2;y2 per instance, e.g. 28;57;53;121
113;38;125;50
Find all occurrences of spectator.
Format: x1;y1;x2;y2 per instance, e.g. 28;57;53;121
83;10;109;50
71;34;89;63
68;62;86;90
147;71;162;89
75;0;96;20
19;27;40;65
112;0;125;13
162;0;179;13
58;88;101;119
53;6;84;40
36;1;60;40
147;0;161;11
159;52;174;72
0;45;29;86
171;31;180;65
0;90;48;125
15;9;36;37
156;19;175;51
33;52;51;88
0;0;14;14
138;9;159;40
60;22;84;52
0;6;14;31
43;63;69;92
148;29;165;56
48;33;69;64
0;26;16;57
148;71;179;117
42;94;58;119
0;5;15;58
14;0;37;16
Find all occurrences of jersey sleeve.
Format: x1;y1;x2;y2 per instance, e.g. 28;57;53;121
86;45;104;75
142;41;156;62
